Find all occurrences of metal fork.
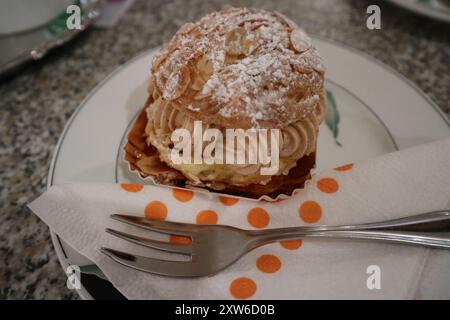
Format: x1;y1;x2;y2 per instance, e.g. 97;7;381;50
101;210;450;277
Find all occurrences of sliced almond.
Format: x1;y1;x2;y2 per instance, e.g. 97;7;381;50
224;53;239;65
303;49;325;73
290;29;311;53
163;65;191;100
196;55;214;81
194;85;213;100
242;37;253;55
152;46;169;71
225;27;248;56
194;90;212;100
291;60;313;74
190;73;206;91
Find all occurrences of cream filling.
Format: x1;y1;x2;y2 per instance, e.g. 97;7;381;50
145;96;326;186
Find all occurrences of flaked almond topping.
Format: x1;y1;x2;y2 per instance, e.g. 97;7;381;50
196;55;214;81
194;90;212;100
225;27;248;56
150;8;325;128
163;65;191;100
303;49;325;73
224;54;239;65
290;29;311;53
190;71;206;91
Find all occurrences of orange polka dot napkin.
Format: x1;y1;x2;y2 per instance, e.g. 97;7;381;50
29;138;450;299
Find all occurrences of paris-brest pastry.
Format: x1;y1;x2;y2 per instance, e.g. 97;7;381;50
124;8;327;199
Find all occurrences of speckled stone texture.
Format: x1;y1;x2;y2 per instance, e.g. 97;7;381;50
0;0;449;300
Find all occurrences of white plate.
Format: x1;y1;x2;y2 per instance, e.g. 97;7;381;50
387;0;450;23
48;38;450;299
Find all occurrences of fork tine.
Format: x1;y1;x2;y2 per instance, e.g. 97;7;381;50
106;228;192;254
101;247;206;277
112;213;195;236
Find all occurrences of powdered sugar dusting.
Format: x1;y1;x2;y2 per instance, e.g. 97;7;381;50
151;8;325;128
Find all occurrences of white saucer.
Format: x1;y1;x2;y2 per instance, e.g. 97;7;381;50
47;38;450;299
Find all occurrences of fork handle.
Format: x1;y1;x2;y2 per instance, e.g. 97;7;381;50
248;210;450;249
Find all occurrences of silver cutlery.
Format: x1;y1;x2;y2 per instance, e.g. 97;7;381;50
101;210;450;277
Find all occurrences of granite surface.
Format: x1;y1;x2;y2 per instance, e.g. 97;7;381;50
0;0;449;300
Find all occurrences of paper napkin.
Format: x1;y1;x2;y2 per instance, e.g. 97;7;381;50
29;138;450;299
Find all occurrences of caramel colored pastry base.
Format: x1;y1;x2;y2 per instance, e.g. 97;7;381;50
124;104;315;199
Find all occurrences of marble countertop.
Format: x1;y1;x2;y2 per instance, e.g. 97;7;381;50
0;0;449;299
